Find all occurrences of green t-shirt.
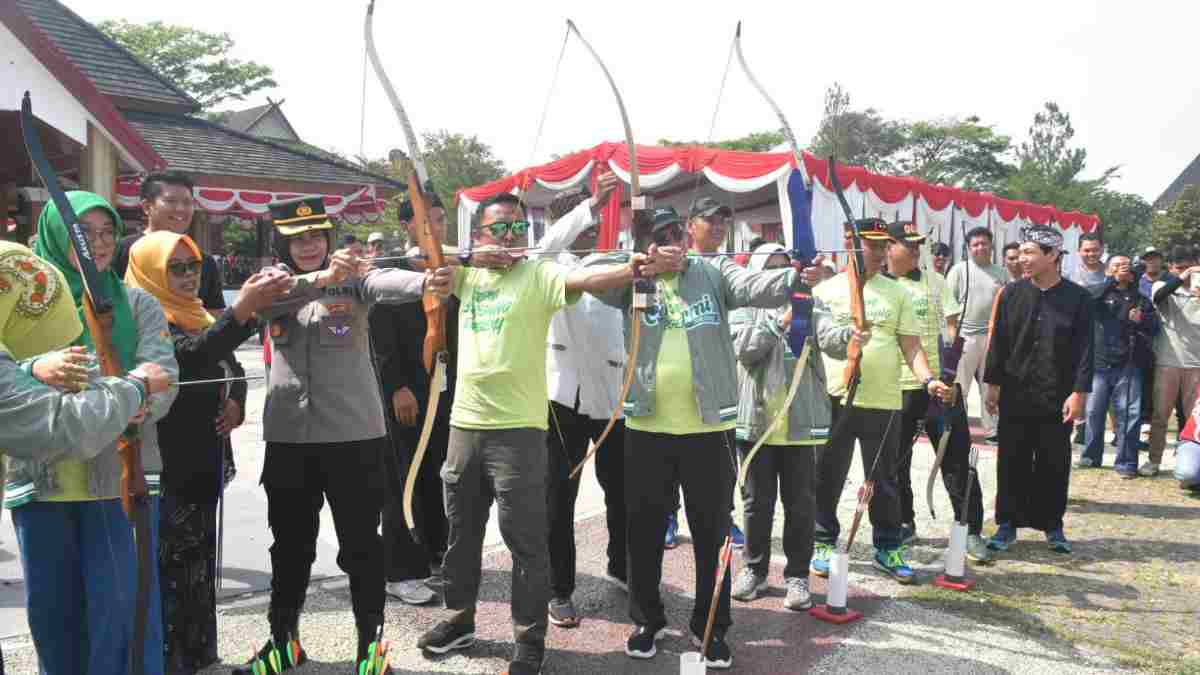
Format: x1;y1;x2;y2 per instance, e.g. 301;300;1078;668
813;271;920;411
893;271;946;391
763;342;822;446
626;276;735;436
451;260;578;430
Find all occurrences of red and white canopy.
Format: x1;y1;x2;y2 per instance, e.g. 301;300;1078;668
115;177;389;224
458;141;1100;264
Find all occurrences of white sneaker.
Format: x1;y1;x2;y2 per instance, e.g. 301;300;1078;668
386;579;436;605
1137;462;1160;477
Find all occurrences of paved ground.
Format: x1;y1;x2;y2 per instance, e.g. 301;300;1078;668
0;338;1138;673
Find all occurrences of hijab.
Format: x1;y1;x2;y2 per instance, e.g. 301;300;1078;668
124;231;214;331
748;242;788;273
33;191;137;370
0;241;82;359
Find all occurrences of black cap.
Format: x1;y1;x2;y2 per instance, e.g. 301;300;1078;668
270;196;333;236
650;206;683;232
689;196;732;219
931;242;952;256
843;217;890;241
886;220;926;244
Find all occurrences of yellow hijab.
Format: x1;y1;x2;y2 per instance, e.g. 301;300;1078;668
124;231;215;331
0;241;82;359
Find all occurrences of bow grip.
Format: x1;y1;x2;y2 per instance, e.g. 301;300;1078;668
789;292;814;357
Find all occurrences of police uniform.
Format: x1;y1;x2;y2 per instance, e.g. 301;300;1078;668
237;197;428;672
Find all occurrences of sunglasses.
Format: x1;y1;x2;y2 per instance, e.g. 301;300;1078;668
167;260;203;277
487;220;530;237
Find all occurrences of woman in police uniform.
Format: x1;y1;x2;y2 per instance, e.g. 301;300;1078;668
234;197;450;674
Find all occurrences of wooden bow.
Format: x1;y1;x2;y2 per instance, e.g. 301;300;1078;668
730;21;819;489
564;18;649;480
21;92;152;675
364;1;447;538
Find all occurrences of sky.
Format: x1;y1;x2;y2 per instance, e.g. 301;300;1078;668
67;0;1200;204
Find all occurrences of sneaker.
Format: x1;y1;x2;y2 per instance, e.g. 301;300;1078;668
548;596;580;628
625;624;667;659
783;577;812;611
1046;529;1072;554
603;570;629;593
1137;462;1160;477
231;636;306;674
729;523;745;549
417;621;475;654
873;546;916;584
1116;469;1138;480
385;579;435;605
810;542;833;577
664;513;679;549
899;522;917;545
690;631;733;669
965;534;992;564
1075;457;1099;469
987;523;1016;551
984;434;999;445
730;567;767;602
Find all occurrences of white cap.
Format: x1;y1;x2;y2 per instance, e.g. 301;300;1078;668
367;232;385;243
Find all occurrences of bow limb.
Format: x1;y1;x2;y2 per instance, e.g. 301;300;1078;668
733;22;805;178
366;4;446;538
563;19;648;476
827;159;867;409
21;92;150;675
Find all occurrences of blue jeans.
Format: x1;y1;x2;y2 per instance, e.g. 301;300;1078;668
12;497;163;675
1083;364;1143;472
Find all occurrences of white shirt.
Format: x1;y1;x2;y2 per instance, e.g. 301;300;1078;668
535;199;626;420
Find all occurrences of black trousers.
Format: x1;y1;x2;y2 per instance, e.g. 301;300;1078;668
996;415;1072;533
546;399;626;599
261;439;386;635
737;441;815;579
625;428;734;637
381;418;450;582
896;388;985;535
813;397;903;550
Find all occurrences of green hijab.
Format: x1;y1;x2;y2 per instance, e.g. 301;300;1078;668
33;191;137;370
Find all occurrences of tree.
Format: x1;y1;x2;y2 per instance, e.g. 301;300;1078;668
807;82;904;172
1087;190;1153;256
1151;184;1200;251
1002;101;1117;208
98;20;276;109
657;131;786;153
892;117;1013;192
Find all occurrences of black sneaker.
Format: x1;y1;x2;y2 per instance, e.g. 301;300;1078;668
417;620;475;654
625;623;667;659
231;635;306;674
690;631;733;669
548;596;579;627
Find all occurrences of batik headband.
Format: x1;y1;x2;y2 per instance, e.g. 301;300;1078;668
1021;226;1063;250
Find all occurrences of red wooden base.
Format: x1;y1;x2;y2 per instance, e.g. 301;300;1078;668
808;604;864;624
933;574;976;592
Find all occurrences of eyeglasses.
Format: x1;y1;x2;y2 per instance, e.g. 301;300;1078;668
487;220;530;237
166;260;203;277
78;227;116;245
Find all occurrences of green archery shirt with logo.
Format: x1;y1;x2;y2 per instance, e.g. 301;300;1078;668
451;260;579;430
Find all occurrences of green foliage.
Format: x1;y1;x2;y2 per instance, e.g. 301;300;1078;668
98;20;276;109
221;220;258;257
808;83;905;172
1085;190;1153;256
1002;102;1117;207
1151;184;1200;251
658;131;786;153
893;117;1012;192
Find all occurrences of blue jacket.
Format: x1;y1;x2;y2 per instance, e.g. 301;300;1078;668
1088;278;1157;370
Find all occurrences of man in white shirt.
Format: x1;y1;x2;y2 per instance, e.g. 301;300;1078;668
535;170;629;628
944;227;1008;443
1068;233;1107;287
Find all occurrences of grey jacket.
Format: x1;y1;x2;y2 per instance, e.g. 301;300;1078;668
260;267;426;444
592;257;798;425
5;287;179;505
733;300;850;444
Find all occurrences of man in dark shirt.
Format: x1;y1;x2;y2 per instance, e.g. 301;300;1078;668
1076;255;1156;475
984;226;1093;555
